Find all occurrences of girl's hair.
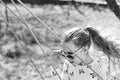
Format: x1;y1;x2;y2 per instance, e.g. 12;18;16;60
64;27;120;58
64;27;91;50
86;27;120;58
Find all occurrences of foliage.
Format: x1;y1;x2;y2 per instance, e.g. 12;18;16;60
0;3;120;80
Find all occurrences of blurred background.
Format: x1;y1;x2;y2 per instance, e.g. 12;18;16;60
0;0;120;80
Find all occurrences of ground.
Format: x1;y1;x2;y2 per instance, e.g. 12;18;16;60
0;3;120;80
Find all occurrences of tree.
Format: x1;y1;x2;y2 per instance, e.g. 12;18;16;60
105;0;120;20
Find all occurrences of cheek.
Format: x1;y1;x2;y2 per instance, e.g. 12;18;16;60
85;55;94;65
76;51;94;65
61;41;94;65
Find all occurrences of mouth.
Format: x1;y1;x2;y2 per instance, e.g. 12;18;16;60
63;51;75;59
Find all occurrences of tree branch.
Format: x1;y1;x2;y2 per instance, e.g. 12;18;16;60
105;0;120;20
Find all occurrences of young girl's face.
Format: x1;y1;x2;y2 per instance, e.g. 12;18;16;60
61;39;94;65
